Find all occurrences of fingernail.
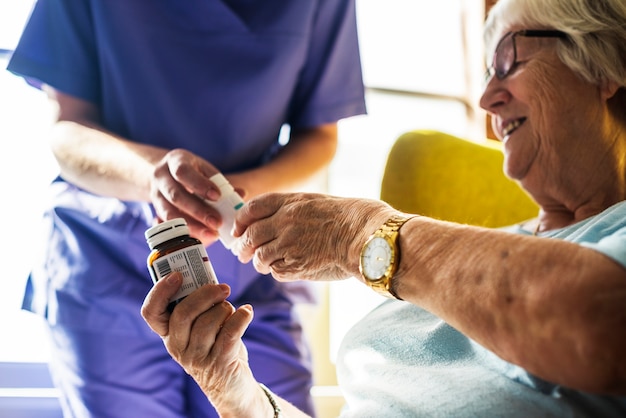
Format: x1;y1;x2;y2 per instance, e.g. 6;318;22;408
165;271;181;285
218;283;230;296
206;188;220;201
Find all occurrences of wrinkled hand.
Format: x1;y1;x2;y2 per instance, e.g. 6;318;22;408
232;193;396;282
150;148;224;244
141;273;260;415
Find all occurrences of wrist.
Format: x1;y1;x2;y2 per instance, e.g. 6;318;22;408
259;383;283;418
345;204;398;279
209;374;271;418
353;214;398;275
359;213;417;299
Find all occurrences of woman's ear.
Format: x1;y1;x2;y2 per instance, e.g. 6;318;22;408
600;79;621;101
606;86;626;126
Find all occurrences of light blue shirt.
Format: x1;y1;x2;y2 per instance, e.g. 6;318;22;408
338;201;626;417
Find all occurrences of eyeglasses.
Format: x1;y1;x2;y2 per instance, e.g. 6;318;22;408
485;29;567;81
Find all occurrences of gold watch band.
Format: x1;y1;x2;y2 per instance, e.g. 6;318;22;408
367;214;416;299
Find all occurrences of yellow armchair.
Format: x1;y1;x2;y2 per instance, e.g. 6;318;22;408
310;130;539;418
381;130;538;227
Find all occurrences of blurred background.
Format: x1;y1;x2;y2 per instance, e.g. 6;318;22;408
0;1;492;416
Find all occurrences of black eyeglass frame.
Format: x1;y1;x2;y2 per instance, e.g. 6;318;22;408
485;29;567;81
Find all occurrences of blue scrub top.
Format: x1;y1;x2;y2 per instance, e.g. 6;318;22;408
8;0;366;334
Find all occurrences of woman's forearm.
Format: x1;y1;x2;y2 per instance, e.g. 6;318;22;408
393;216;626;393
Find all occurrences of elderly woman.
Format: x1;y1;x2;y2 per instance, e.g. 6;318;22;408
141;0;626;416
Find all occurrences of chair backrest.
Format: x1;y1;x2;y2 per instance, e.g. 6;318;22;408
380;130;538;228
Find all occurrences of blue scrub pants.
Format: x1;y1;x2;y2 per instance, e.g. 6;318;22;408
45;280;315;417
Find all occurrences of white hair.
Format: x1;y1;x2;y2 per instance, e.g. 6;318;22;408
484;0;626;87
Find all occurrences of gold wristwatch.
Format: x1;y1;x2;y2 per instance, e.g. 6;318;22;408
359;214;414;299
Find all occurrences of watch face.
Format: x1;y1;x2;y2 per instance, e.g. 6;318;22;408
361;236;393;280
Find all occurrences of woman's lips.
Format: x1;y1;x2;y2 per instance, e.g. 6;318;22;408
502;117;527;138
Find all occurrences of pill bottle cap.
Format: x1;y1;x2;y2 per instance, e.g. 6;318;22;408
145;218;190;249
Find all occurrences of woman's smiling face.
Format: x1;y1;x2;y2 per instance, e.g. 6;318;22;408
479;28;611;191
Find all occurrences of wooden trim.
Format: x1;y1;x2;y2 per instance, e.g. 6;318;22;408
485;0;498;139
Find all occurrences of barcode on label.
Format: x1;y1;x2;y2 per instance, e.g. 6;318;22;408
156;259;172;277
